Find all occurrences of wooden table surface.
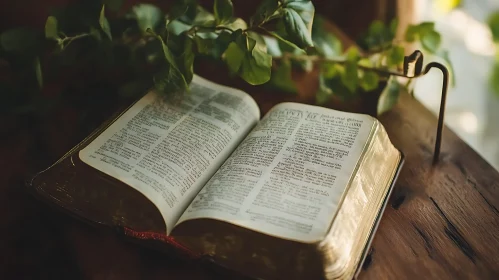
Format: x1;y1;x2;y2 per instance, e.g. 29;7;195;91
1;91;499;280
364;93;499;279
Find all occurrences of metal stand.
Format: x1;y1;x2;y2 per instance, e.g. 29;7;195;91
366;50;450;164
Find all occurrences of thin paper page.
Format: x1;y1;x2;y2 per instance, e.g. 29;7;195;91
176;103;374;242
79;75;260;232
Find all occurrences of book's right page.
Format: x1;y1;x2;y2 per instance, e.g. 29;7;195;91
174;103;376;243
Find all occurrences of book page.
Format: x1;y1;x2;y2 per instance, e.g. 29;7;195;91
175;103;375;242
79;75;260;232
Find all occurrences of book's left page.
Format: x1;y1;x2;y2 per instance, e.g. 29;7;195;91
79;75;260;233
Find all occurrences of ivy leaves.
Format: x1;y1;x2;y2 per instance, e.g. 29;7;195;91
377;76;402;115
36;0;316;95
152;0;277;90
281;0;315;48
214;0;233;24
405;22;454;85
223;31;272;85
153;35;189;93
45;16;59;40
405;22;441;53
2;0;458;118
251;0;315;49
99;5;113;40
358;19;398;51
131;4;163;33
387;46;405;67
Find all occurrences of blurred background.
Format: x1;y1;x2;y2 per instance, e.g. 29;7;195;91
412;0;499;171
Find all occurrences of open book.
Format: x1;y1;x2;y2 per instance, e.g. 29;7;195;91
29;75;403;280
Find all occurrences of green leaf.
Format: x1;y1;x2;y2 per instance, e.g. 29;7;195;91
193;6;216;27
369;20;385;38
358;58;373;68
0;28;39;53
250;0;279;26
316;73;333;104
346;46;361;62
224;33;271;85
154;64;188;94
387;46;405;67
224;42;245;73
195;30;233;59
263;36;281;57
322;62;340;79
168;20;192;35
240;50;272;85
34;57;43;89
404;22;442;54
417;22;436;32
341;61;359;93
312;15;342;58
212;31;233;58
285;1;315;29
360;71;379;91
421;30;441;53
214;0;233;24
89;26;102;41
157;36;178;68
324;74;352;100
405;25;418;42
179;36;195;83
389;18;399;38
377;76;401;115
267;30;304;54
168;0;198;23
405;22;436;43
269;59;296;93
194;35;212;55
223;18;248;31
131;3;163;33
155;35;188;91
45;16;59;40
359;19;397;50
247;32;267;52
103;0;123;12
488;12;499;43
282;0;315;48
99;5;112;40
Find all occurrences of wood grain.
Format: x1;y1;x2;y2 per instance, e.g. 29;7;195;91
359;93;499;279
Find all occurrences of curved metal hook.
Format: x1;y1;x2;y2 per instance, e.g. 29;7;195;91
362;50;450;163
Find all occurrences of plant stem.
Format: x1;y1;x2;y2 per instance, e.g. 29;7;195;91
274;54;411;78
60;33;91;49
215;26;235;33
186;25;236;36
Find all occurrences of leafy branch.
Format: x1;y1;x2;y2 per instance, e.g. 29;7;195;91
0;0;454;116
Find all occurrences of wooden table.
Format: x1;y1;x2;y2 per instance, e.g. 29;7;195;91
365;93;499;279
1;91;499;279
